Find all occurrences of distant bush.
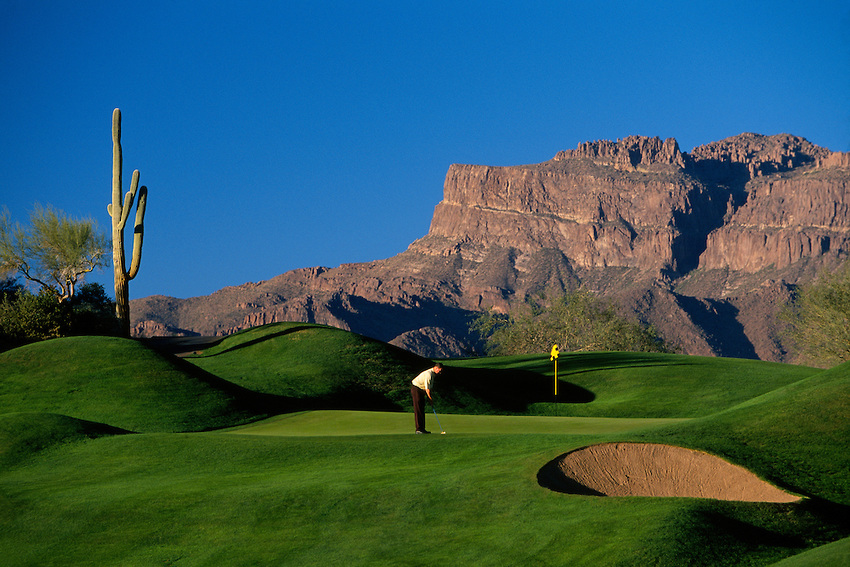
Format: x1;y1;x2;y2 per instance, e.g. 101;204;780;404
0;287;70;345
68;283;120;336
0;282;118;349
471;288;669;356
782;262;850;367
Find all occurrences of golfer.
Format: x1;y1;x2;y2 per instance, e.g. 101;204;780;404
411;363;443;434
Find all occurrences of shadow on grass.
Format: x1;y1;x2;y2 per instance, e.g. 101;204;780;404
186;325;320;357
558;351;697;378
438;366;595;414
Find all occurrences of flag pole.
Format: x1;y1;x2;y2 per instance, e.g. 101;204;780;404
550;344;560;398
554;357;558;396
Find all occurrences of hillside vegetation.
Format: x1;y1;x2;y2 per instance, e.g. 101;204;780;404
0;324;847;566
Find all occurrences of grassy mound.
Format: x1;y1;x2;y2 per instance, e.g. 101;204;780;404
652;361;850;504
0;336;281;432
445;351;819;417
0;324;846;565
771;536;850;566
187;326;819;418
0;412;127;468
186;322;430;410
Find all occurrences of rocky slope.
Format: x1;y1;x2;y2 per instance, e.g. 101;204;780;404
131;133;850;362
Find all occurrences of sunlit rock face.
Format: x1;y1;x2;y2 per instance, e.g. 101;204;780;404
131;134;850;361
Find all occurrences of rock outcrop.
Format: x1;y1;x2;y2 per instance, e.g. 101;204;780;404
554;135;687;169
131;133;850;362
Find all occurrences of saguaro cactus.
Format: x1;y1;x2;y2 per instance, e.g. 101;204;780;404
108;108;148;337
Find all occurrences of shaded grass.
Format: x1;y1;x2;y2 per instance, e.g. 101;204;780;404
0;336;282;432
186;322;429;410
447;352;820;417
0;412;127;468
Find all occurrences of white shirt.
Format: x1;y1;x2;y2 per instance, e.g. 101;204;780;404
411;368;437;390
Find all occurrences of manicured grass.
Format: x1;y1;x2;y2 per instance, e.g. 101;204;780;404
186;322;429;410
0;327;847;565
447;351;820;417
643;361;850;505
0;336;279;432
186;325;820;418
0;425;842;566
227;409;691;437
0;412;127;468
770;536;850;566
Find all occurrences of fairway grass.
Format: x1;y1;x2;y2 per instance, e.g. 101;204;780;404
227;409;691;437
1;330;847;565
1;422;843;566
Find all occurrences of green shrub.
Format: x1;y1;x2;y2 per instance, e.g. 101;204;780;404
472;289;669;355
0;283;118;349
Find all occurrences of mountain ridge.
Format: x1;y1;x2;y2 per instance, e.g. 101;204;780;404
131;133;850;362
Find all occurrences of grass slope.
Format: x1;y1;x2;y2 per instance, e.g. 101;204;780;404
0;412;127;468
445;351;819;417
770;536;850;566
186;326;819;417
0;324;847;565
0;336;279;432
0;425;844;566
186;322;430;410
645;361;850;505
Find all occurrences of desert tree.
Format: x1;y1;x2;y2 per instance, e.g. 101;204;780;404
0;287;71;344
108;108;148;337
0;205;109;302
471;288;669;356
782;262;850;367
0;282;117;348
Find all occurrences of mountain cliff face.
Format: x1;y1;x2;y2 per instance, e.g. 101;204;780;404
131;133;850;362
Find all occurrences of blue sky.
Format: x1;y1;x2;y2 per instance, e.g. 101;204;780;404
2;1;848;299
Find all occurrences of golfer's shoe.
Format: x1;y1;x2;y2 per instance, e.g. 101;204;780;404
415;430;431;434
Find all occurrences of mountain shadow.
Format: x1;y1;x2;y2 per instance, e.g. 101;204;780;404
675;295;758;359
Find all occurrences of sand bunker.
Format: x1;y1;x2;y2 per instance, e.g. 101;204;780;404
538;443;800;503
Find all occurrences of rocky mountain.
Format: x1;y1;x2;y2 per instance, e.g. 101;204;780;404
131;133;850;362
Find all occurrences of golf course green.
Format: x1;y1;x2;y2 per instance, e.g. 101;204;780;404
0;322;847;565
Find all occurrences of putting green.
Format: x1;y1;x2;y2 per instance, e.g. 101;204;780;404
226;410;689;437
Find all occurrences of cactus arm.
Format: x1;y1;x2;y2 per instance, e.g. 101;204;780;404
127;185;147;280
118;170;140;230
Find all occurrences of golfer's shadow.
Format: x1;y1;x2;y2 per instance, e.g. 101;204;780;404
439;366;594;413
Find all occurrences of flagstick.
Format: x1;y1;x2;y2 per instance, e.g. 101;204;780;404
554;357;558;397
550;344;560;398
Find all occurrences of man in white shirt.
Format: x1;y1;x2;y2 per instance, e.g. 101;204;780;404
411;363;443;434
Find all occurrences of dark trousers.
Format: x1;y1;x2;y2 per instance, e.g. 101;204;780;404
411;386;426;431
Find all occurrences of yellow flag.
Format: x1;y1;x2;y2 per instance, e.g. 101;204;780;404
550;344;559;360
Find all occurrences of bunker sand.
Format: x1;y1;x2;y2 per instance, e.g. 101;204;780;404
539;442;800;503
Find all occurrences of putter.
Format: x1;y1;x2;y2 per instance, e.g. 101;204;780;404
432;405;446;434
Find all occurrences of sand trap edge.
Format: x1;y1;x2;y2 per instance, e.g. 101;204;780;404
538;442;801;503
